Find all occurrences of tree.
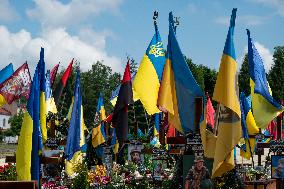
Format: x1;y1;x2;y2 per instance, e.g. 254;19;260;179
81;61;121;129
268;46;284;102
53;61;121;129
5;110;24;137
185;56;217;97
238;54;251;96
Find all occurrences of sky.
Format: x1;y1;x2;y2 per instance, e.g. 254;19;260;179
0;0;283;75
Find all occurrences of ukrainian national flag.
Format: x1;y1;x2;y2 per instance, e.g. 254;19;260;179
65;70;86;176
92;93;107;148
154;113;162;136
45;70;57;114
133;23;165;115
110;127;119;154
212;8;242;178
95;93;106;123
0;63;13;84
240;92;258;160
16;65;43;184
37;48;48;143
247;29;283;129
158;12;204;134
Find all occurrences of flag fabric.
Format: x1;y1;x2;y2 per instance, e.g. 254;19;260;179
45;70;57;114
92;124;106;148
94;93;106;125
206;93;215;129
50;63;59;87
158;12;204;134
211;8;242;178
247;29;283;129
112;61;134;143
267;119;277;140
92;93;107;148
199;98;217;159
110;127;119;154
0;63;13;84
239;92;259;160
154;113;162;136
38;48;48;143
16;62;43;184
54;59;73;106
110;72;138;106
0;63;31;107
65;69;86;176
133;23;166;115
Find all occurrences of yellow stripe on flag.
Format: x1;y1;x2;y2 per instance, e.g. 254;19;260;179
158;59;183;133
133;54;161;115
212;54;242;178
250;79;283;129
0;94;7;107
16;113;33;180
40;92;47;143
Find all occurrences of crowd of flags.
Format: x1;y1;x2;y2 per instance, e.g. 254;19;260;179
0;8;282;184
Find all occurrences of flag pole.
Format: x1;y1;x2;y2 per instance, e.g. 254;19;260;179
214;103;221;135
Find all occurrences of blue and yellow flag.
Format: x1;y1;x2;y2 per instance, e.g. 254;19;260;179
158;12;204;134
212;8;242;178
154;113;162;136
0;63;13;84
65;70;86;176
247;29;283;129
240;92;258;160
133;23;166;115
16;64;43;184
110;127;119;154
38;48;48;143
95;93;106;123
45;70;57;114
92;93;107;148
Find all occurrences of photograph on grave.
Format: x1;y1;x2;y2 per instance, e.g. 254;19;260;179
183;155;213;189
271;155;284;179
128;143;144;164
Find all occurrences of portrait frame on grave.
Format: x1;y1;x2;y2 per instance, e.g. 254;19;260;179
128;142;144;164
183;154;213;189
152;148;168;181
271;155;284;179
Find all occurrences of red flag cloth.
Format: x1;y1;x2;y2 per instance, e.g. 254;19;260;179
112;60;133;143
0;63;31;103
53;59;73;105
206;93;215;129
50;63;59;87
267;120;277;140
167;123;176;137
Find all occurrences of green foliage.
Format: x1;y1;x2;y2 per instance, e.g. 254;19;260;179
268;46;284;102
185;56;217;97
238;54;251;96
212;169;245;189
5;110;24;137
54;61;121;129
71;161;90;189
0;163;17;181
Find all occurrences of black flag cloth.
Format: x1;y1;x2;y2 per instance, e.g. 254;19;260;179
112;60;133;143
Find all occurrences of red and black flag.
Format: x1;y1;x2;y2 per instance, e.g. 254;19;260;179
50;62;60;87
53;59;73;106
112;61;133;143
